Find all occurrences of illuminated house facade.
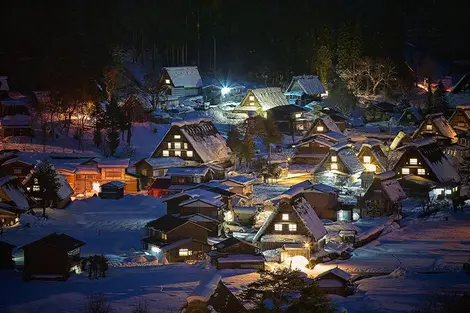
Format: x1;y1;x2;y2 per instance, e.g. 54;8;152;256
235;87;288;113
158;66;203;98
151;118;231;166
294;131;349;165
412;113;457;146
284;75;325;105
448;105;470;132
315;143;364;183
357;140;388;174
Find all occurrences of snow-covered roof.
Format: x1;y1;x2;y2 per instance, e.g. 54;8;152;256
76;165;100;174
163;66;203;88
101;180;126;188
0;176;30;210
160;238;193;252
180;213;221;224
166;166;210;176
319;131;349;142
390;131;411;150
1;115;32;126
217;254;265;263
415;113;457;140
286;75;325;95
359;142;388;170
336;147;364;174
223;175;254;185
308;183;340;194
250;87;289;111
97;159;129;168
56;174;74;200
1;155;35;166
380;177;407;202
315;115;342;133
187;274;222;303
375;171;396;181
138;157;186;169
179;197;225;208
399;107;423;123
316;267;352;282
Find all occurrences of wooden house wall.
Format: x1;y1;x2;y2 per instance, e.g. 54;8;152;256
263;200;310;237
392;148;438;182
449;110;470;130
303;191;338;220
24;245;70;278
165;241;210;263
413;118;450;140
165;195;191;215
135;161;154;188
74;174;100;194
318;151;351;175
219;241;258;254
2;126;33;137
0;103;29;117
358;179;394;217
0;162;33;181
357;146;385;173
295;141;331;164
167;222;209;242
179;203;221;220
309;119;330;135
151;126;203;163
239;90;262;110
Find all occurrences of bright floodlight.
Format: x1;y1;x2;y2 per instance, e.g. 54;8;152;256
151;246;161;254
288;255;309;271
221;87;231;96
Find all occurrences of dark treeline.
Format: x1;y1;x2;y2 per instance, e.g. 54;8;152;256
1;0;469;91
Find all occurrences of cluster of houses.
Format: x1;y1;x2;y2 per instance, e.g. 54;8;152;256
0;77;33;138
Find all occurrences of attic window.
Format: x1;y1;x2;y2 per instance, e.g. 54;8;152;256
426;124;433;131
165;79;171;84
163;150;169;157
417;168;425;175
282;213;289;221
363;156;371;163
295;113;302;118
331;163;338;170
317;126;324;132
401;168;410;175
331;156;337;162
409;158;418;165
33;185;40;192
249;102;255;106
174;135;181;139
289;224;297;232
249;96;255;101
274;223;283;231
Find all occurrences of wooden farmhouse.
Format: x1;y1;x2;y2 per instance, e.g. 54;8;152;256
180;213;222;237
0;114;33;137
221;175;254;197
158;66;202;98
235;87;288;113
253;193;327;252
315;267;353;297
412;113;457;146
134;157;187;188
315;143;364;183
208;237;265;270
306;115;342;135
0;92;31;117
320;107;349;131
99;181;125;199
358;172;407;218
266;104;309;135
21;233;85;281
294;131;350;165
0;241;15;269
284;75;325;105
357;140;389;174
446;72;470;108
448;105;470;132
0;175;31;210
0;205;20;227
392;138;461;198
151;118;231;165
364;101;397;123
23;173;73;209
181;274;247;313
398;107;424;126
0;155;34;181
143;215;211;263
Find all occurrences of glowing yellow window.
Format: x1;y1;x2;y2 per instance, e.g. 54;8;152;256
363;156;371;163
274;223;283;231
186;150;193;157
401;168;410;175
426;124;433;131
178;249;192;256
417;168;425;175
163;150;169;157
282;213;289;221
174;135;181;139
249;96;255;101
249;102;255;106
317;126;324;132
174;150;181;156
295;113;302;118
410;158;418;165
331;163;338;170
331;156;337;162
167;142;171;149
165;79;171;84
289;224;297;232
174;142;181;149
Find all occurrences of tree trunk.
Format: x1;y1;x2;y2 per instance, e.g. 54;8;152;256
127;124;132;144
268;143;272;165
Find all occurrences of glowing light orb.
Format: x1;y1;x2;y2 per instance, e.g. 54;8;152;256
151;246;161;254
221;87;231;96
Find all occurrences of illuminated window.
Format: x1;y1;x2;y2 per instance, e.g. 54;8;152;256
163;150;169;156
282;213;289;221
274;223;283;231
426;124;433;131
409;158;418;165
458;123;465;127
174;135;181;139
178;249;192;256
186;150;193;157
249;102;255;106
289;224;297;232
141;169;148;176
317;126;324;132
401;168;410;175
331;156;337;162
331;163;338;170
167;142;171;149
249;96;255;101
174;142;181;149
417;168;425;175
445;189;452;195
295;113;302;118
184;143;188;149
174;150;181;156
363;156;371;163
165;79;171;84
33;185;40;192
13;168;22;175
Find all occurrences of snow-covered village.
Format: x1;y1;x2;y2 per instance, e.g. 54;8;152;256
1;2;470;313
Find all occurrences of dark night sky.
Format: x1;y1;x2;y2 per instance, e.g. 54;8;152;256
1;0;469;91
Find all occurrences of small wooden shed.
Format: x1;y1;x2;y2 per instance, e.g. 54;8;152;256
99;181;125;199
315;267;353;297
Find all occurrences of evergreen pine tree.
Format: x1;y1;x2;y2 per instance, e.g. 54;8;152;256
316;45;333;84
286;281;336;313
104;96;121;156
262;116;283;165
433;80;448;112
92;103;104;148
336;22;352;71
327;78;357;116
226;126;242;171
30;159;61;217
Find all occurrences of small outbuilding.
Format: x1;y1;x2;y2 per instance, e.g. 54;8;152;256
21;233;85;281
209;237;265;270
99;180;126;199
0;241;16;269
315;267;353;297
